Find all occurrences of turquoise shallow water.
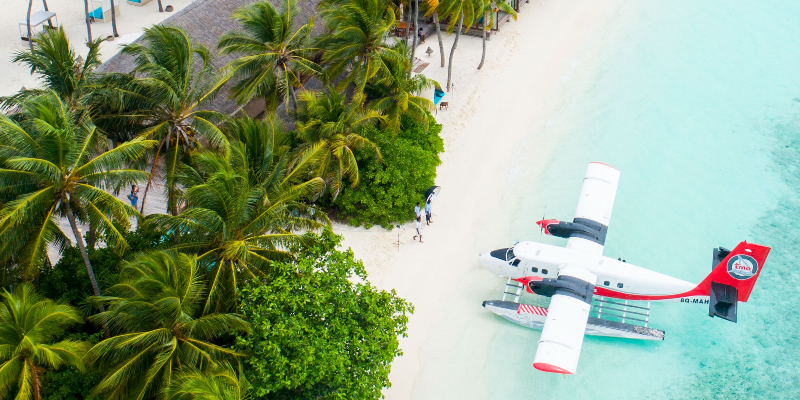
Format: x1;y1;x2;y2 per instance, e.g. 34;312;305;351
483;0;800;398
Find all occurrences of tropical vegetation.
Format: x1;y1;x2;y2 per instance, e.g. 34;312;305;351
0;0;516;394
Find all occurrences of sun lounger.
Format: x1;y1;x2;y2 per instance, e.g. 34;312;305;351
89;0;121;23
18;10;58;42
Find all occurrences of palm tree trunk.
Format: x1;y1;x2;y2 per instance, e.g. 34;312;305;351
42;0;53;27
65;203;102;298
157;0;164;12
82;0;93;44
289;85;298;114
110;0;119;37
139;145;164;214
26;0;34;51
410;0;419;69
434;12;445;67
446;12;464;91
478;11;488;70
29;359;41;400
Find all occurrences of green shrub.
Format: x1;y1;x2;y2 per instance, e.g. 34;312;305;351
236;229;412;399
334;113;443;228
41;332;103;400
38;226;165;306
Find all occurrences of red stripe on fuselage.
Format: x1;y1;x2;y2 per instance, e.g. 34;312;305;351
593;285;708;301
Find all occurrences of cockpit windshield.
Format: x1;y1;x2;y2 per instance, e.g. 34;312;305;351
490;247;516;261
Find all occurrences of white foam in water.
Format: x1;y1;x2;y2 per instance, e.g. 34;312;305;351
417;0;800;398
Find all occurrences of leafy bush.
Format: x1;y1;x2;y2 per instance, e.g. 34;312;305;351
41;332;103;400
334;113;443;228
38;226;165;306
237;229;413;399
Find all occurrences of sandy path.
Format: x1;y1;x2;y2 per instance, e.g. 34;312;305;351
1;0;195;97
332;0;626;397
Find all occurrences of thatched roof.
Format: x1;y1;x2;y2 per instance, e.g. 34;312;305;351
97;0;325;116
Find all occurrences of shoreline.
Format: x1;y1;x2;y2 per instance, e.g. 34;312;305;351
332;0;627;397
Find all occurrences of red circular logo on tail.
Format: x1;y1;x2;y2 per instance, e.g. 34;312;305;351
727;254;758;280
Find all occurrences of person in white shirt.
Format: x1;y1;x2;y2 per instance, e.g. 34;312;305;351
425;199;432;225
414;202;421;218
413;216;423;243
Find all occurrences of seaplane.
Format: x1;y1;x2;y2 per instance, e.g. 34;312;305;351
478;162;770;375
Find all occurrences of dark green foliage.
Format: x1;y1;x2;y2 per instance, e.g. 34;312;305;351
334;113;444;228
38;227;166;306
236;229;412;399
41;332;103;400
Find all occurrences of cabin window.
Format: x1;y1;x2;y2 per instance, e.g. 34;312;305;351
542;269;549;275
603;281;610;286
531;267;538;273
511;259;521;267
617;282;624;288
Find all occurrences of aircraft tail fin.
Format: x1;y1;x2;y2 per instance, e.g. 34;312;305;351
698;241;770;323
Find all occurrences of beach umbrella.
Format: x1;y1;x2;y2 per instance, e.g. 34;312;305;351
424;185;440;202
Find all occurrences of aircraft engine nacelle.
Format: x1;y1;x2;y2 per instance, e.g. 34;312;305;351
536;218;608;246
528;275;595;304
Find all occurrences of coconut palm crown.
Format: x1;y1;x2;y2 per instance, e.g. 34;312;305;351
294;88;384;199
366;42;436;132
318;0;401;91
148;118;328;313
110;25;230;215
0;284;89;400
0;93;154;291
1;27;103;111
219;0;323;113
86;251;252;400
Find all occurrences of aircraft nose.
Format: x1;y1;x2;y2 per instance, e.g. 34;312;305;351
479;252;503;276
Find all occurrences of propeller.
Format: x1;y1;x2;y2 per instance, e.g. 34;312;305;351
539;206;546;240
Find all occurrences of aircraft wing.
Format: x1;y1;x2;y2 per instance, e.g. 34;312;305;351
566;162;621;254
533;266;597;374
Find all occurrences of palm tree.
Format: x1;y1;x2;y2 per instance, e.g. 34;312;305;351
82;0;93;44
367;44;435;132
423;0;446;67
218;0;323;113
438;0;480;90
477;0;515;70
86;251;251;400
0;93;155;294
111;26;229;215
26;0;34;51
318;0;400;91
294;88;384;199
3;27;103;110
0;284;90;400
168;364;250;400
147;122;327;313
110;0;119;38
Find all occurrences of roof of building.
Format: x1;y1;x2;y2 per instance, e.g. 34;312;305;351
97;0;324;116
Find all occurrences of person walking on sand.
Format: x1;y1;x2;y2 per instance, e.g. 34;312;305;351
425;199;432;225
418;27;425;44
415;202;421;219
412;216;423;243
127;189;138;207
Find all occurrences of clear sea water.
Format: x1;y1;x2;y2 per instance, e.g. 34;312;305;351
417;0;800;398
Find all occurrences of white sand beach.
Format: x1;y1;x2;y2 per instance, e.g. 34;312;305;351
333;0;626;397
1;0;195;97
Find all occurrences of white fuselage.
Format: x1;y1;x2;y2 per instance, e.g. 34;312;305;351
479;238;706;303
